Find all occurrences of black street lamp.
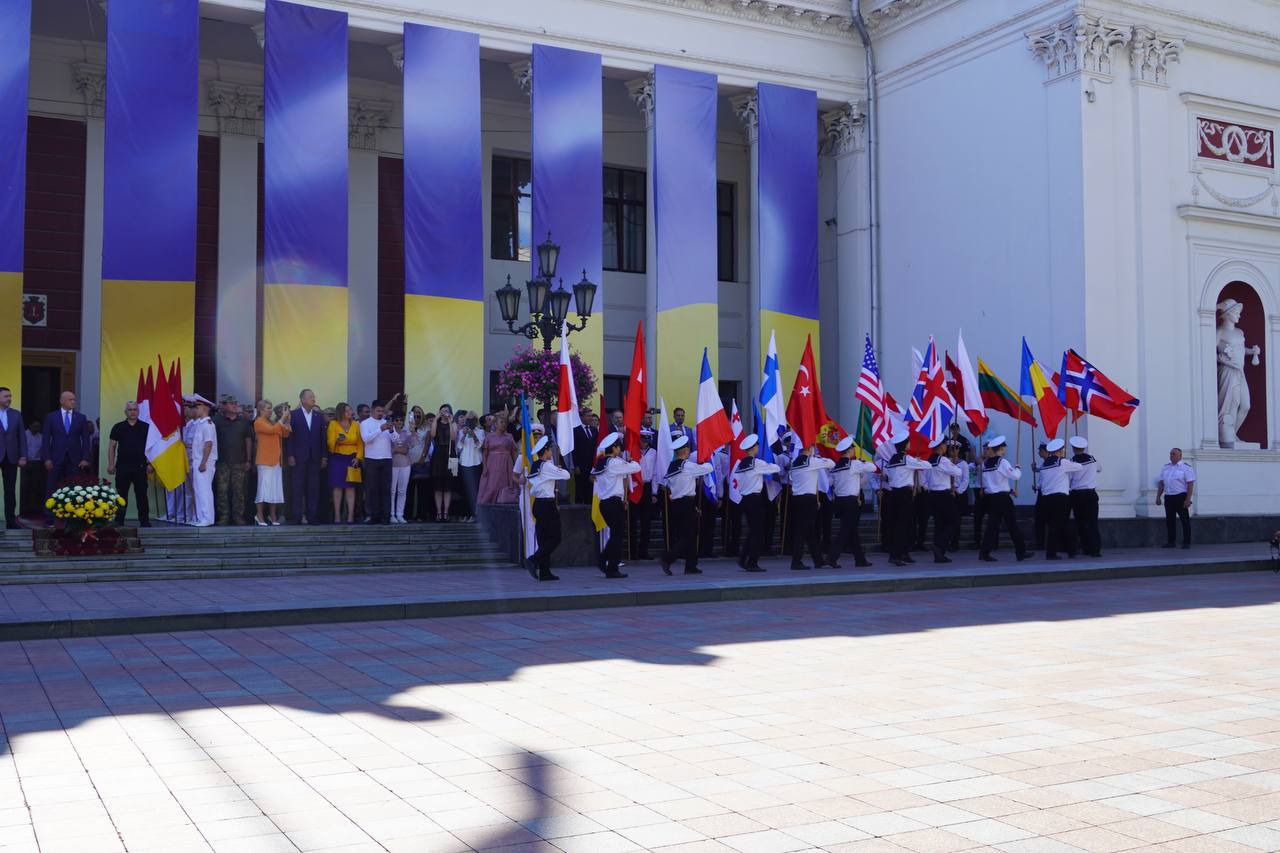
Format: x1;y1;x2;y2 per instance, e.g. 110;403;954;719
494;232;597;353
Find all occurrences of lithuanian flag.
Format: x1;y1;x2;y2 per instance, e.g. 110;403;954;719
1019;339;1067;438
977;358;1037;427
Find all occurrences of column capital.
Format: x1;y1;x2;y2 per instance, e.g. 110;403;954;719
72;62;106;119
1130;26;1182;87
207;80;264;137
822;100;865;156
626;74;654;130
388;42;404;73
1026;12;1130;82
730;91;758;145
510;61;531;100
349;98;393;151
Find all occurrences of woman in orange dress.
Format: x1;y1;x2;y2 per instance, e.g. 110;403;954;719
253;400;292;526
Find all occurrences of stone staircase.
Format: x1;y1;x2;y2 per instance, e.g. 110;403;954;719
0;523;511;584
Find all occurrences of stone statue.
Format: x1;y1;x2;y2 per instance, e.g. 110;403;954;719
1216;298;1262;448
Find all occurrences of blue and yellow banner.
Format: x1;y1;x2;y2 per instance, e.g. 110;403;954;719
0;0;30;407
403;24;482;414
263;0;348;407
757;83;819;378
101;0;197;433
653;65;717;416
532;44;603;376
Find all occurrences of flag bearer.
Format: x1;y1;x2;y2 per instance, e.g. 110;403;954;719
734;434;780;572
593;432;639;578
526;436;570;581
948;441;969;552
1068;436;1102;557
924;434;963;563
978;436;1028;562
630;429;658;559
882;432;932;567
827;436;876;568
1039;438;1083;559
788;443;835;570
661;436;713;575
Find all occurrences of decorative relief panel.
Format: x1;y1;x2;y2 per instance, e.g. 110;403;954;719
1197;118;1274;170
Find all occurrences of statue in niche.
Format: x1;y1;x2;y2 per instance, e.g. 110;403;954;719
1216;298;1262;448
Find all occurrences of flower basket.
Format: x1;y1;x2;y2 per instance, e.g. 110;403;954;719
33;526;144;557
34;477;144;557
495;345;597;413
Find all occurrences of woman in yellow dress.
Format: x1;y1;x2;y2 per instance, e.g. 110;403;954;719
327;402;364;524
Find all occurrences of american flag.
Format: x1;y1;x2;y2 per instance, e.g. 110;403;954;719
854;334;892;446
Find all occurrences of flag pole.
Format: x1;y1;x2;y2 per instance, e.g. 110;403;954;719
1014;418;1022;499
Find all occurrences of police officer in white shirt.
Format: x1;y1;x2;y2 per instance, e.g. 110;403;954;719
1068;436;1102;557
978;435;1028;562
827;436;876;568
788;443;836;570
1156;447;1196;548
593;431;640;577
1039;438;1084;559
881;432;932;567
525;436;570;581
188;396;217;527
734;434;781;572
661;436;714;576
923;434;963;564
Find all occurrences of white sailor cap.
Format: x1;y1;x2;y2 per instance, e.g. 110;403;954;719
531;435;549;455
835;436;855;453
640;428;655;437
890;429;910;445
928;434;947;449
598;431;621;452
671;435;689;451
1069;436;1088;449
1046;438;1065;453
739;434;759;451
189;393;213;406
988;435;1007;448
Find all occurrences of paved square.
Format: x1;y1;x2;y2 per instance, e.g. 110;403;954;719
2;572;1279;852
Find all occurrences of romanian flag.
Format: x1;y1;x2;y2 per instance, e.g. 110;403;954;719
142;355;188;490
1019;339;1067;438
977;358;1037;427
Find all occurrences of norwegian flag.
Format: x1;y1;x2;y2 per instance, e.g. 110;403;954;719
907;338;956;444
854;334;892;447
1058;349;1140;427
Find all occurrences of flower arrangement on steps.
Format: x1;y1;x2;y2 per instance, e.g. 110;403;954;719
33;477;144;557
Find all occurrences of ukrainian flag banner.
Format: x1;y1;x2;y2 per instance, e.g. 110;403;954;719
532;45;603;376
757;83;820;378
0;0;30;407
403;24;483;413
101;0;198;454
263;0;348;407
653;65;718;416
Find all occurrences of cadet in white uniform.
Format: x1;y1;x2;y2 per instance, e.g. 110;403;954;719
661;436;714;575
526;436;570;581
593;432;640;577
1038;438;1084;559
788;444;835;570
188;396;217;527
922;434;963;563
978;435;1028;562
881;432;932;566
1068;435;1102;557
734;434;780;572
947;441;970;552
827;436;876;568
632;429;658;559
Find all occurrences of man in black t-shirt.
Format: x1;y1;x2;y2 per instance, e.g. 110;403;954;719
107;401;151;526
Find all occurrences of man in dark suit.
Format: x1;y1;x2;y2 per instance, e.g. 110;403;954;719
42;390;92;523
284;388;327;524
572;410;599;504
0;386;26;529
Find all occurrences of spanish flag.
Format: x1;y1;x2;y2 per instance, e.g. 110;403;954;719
1019;339;1067;439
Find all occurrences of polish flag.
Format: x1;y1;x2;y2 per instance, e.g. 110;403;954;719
695;348;733;463
555;322;581;458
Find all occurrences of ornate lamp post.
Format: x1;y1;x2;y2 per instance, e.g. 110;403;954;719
494;233;597;352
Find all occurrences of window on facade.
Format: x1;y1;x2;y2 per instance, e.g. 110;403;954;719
717;181;736;282
491;155;532;262
602;374;630;413
603;166;646;273
718;379;739;414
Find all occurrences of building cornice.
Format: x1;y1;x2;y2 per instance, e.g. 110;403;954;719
612;0;854;38
861;0;963;36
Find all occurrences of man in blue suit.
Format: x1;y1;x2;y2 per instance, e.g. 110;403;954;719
42;390;92;523
0;386;26;529
284;388;327;524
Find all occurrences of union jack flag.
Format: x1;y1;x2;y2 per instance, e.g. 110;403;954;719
854;334;892;446
907;338;956;443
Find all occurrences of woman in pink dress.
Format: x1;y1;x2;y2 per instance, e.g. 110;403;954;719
477;415;517;504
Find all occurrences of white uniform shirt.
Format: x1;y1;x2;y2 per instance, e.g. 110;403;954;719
1068;454;1100;490
883;452;932;489
831;458;877;497
980;457;1022;493
527;459;570;498
789;454;835;496
189;418;217;464
638;447;657;485
952;459;970;492
666;457;714;499
360;417;392;460
1158;461;1196;496
733;457;781;496
594;456;640;500
925;454;962;492
1038;456;1083;495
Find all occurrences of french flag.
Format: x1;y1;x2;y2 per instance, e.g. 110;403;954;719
695;347;734;463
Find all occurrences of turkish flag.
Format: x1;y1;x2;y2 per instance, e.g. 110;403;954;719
622;323;647;502
785;335;839;452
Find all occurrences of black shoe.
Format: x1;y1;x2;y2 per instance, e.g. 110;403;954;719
934;555;952;564
790;562;810;571
660;559;673;576
604;569;628;578
827;561;842;569
140;521;152;528
526;560;538;580
904;555;916;564
538;572;559;581
980;553;997;562
890;559;907;567
855;559;872;568
1162;542;1176;548
684;567;702;575
1181;543;1191;549
1045;554;1060;560
5;522;19;530
743;565;766;573
1016;552;1030;561
736;556;746;569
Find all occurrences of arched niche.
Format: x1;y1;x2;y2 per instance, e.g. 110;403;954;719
1216;282;1267;447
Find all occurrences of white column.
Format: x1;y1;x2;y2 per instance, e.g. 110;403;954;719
215;134;259;403
626;76;657;394
823;103;867;429
79;117;104;417
732;92;760;405
347;147;380;403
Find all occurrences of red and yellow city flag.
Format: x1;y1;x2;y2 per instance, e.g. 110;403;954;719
101;0;198;473
0;0;31;406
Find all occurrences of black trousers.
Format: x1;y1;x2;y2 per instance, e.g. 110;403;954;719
778;487;792;555
1070;489;1100;555
818;494;834;554
698;491;717;557
600;496;625;571
723;497;742;559
1043;492;1074;556
950;493;967;551
914;490;932;548
927;490;955;558
115;466;149;525
289;459;321;523
980;492;1027;558
828;495;866;564
1033;493;1047;548
789;493;822;567
741;492;768;567
630;492;655;557
664;495;698;570
0;459;16;526
971;492;988;546
886;487;915;560
531;497;560;573
1164;493;1191;545
362;458;391;524
574;472;593;505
